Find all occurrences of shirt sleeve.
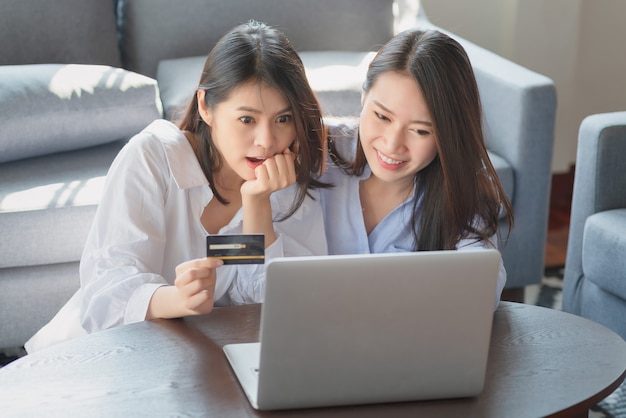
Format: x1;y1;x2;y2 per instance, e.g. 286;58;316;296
227;190;328;304
79;134;171;332
456;234;506;311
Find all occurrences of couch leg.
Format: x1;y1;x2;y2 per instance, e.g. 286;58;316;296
501;287;525;303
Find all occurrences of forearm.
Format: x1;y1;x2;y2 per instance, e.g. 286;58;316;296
80;257;169;332
242;195;276;247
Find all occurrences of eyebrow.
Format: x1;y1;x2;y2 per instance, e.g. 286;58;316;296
374;100;432;126
236;105;292;116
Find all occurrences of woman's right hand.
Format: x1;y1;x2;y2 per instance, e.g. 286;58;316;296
174;257;224;315
147;257;224;320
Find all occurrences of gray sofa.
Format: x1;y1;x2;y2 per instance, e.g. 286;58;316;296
0;0;556;350
563;111;626;341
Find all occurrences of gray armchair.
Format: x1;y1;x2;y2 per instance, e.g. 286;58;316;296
563;111;626;340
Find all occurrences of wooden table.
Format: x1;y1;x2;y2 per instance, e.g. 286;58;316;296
1;302;625;417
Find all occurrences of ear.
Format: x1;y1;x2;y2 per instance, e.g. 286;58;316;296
197;90;213;126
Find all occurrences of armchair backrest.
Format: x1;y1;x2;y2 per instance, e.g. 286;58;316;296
582;120;626;212
0;0;120;67
568;112;626;244
117;0;396;78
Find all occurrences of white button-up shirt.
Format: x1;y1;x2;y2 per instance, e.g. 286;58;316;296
26;119;327;352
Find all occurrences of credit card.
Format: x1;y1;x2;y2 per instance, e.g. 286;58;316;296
206;234;265;265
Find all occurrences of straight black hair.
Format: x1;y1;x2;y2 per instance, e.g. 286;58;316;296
179;20;328;219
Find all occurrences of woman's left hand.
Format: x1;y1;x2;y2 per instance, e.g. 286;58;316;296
240;148;296;199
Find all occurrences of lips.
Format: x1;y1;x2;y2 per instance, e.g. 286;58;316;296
246;156;267;169
376;150;406;169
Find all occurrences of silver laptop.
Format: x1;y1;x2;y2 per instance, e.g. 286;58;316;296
223;249;500;411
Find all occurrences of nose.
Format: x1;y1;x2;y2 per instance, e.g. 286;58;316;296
254;122;274;152
384;124;407;152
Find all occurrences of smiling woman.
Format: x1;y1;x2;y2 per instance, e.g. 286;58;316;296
358;71;439;230
320;28;514;310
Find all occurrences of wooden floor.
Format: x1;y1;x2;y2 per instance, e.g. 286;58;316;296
544;167;575;268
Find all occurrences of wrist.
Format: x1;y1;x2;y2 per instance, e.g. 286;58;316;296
241;195;276;246
146;285;190;320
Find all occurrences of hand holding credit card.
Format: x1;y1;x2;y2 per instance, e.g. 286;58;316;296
206;234;265;264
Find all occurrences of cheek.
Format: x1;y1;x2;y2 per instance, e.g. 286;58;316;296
429;141;439;159
410;139;438;160
421;142;439;165
212;126;243;157
358;118;379;146
276;126;296;148
215;124;249;147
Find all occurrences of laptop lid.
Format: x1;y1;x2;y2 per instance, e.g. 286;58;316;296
224;249;500;410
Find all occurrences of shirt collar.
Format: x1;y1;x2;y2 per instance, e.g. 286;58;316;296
149;120;208;190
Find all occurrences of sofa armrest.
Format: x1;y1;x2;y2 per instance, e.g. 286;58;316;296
563;111;626;313
0;64;162;164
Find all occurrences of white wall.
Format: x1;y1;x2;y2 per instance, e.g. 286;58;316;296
421;0;626;173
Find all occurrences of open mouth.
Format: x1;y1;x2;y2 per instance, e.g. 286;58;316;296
246;156;268;169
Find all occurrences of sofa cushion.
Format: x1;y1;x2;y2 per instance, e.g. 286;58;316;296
119;0;394;77
157;51;375;120
300;51;375;117
0;0;121;66
0;140;127;269
579;278;626;343
582;209;626;300
0;64;162;164
156;56;205;121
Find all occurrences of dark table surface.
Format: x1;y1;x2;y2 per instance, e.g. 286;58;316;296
1;302;625;417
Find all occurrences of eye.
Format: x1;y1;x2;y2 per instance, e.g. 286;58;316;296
374;111;390;122
276;114;292;124
239;116;254;124
409;126;432;136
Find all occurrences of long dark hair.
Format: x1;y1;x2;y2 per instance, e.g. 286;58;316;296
179;20;327;219
329;28;513;250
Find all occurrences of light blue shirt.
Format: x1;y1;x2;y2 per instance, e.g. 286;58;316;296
320;119;416;255
320;119;506;308
321;155;417;255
